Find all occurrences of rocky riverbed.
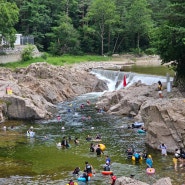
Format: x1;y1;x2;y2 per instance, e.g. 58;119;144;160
0;57;185;152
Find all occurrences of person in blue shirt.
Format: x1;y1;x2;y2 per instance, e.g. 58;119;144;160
146;155;153;168
106;156;111;165
134;151;141;162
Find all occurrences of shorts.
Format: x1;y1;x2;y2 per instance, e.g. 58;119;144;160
173;158;177;164
161;149;167;155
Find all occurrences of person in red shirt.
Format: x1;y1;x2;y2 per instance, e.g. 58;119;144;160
110;173;117;185
68;179;74;185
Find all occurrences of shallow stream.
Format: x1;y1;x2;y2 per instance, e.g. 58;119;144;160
0;92;184;185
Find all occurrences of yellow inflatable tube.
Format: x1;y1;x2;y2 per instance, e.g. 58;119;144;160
99;144;106;151
132;156;143;161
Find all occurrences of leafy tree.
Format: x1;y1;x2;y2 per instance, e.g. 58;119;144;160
0;0;19;47
48;15;80;55
153;0;185;91
16;0;52;51
126;0;153;55
84;0;119;55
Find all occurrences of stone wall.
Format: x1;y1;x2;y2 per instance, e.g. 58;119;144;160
0;45;41;64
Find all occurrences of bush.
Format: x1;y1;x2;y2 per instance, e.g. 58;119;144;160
21;45;35;61
41;52;49;60
145;48;157;55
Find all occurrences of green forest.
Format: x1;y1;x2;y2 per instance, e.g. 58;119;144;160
0;0;185;90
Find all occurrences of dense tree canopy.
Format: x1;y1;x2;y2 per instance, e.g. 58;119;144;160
153;0;185;90
0;0;19;47
2;0;185;89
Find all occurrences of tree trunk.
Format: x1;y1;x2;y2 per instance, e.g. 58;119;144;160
113;34;120;54
101;34;104;56
137;33;140;55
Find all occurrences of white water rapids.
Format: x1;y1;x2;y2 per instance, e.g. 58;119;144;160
91;69;173;91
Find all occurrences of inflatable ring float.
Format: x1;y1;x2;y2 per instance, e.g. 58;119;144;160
77;176;90;182
146;168;155;175
99;144;106;151
66;183;78;185
88;173;93;177
137;129;146;134
101;171;113;175
132;156;142;162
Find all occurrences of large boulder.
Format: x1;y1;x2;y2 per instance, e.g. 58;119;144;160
0;62;108;120
115;176;148;185
96;82;185;151
96;81;154;117
153;177;172;185
115;177;172;185
141;98;185;152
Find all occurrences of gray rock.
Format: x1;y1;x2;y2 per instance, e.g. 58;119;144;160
96;82;185;151
0;62;108;120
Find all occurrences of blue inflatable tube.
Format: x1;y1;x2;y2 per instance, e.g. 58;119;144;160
77;176;90;182
137;129;146;133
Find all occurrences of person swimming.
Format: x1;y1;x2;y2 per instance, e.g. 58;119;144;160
73;167;80;175
90;143;95;152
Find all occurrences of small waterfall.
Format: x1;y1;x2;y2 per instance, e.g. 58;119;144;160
91;69;173;92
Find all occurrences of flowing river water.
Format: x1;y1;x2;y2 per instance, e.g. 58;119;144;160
0;71;184;185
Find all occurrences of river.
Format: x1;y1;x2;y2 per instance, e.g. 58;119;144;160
0;71;184;185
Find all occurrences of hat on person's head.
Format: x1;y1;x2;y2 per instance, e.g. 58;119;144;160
148;155;152;158
85;161;88;164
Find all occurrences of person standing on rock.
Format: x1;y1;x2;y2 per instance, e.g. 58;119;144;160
158;81;163;98
159;143;167;156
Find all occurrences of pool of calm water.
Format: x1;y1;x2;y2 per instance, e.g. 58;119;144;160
0;93;184;185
